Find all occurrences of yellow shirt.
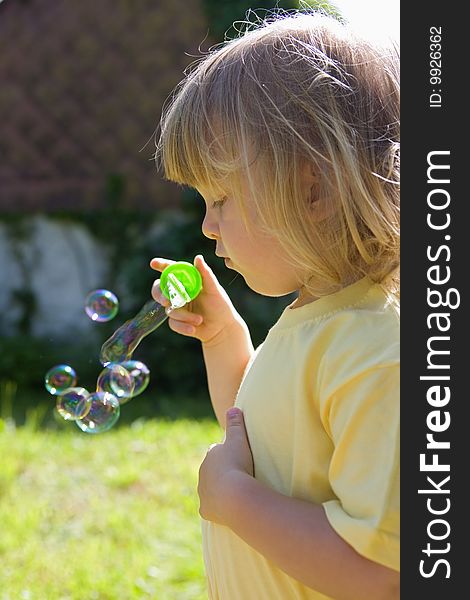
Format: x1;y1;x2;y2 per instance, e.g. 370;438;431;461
202;277;400;599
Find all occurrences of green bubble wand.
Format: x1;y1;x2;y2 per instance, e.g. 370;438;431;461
100;262;202;366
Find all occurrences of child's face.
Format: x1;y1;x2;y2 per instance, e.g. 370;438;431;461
197;181;305;297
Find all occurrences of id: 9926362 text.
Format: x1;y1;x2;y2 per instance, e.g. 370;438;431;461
429;26;442;109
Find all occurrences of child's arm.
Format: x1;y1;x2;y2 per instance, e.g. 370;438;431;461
201;318;253;427
198;408;400;600
151;255;254;427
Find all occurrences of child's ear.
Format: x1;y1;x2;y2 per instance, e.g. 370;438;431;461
304;167;334;222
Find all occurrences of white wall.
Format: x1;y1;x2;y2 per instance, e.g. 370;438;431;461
0;216;109;339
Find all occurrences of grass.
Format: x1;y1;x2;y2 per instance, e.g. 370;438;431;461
0;402;221;599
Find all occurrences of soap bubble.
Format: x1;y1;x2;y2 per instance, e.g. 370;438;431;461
120;360;150;399
96;363;135;401
76;391;120;433
45;365;77;395
99;299;167;366
85;289;119;322
56;387;92;421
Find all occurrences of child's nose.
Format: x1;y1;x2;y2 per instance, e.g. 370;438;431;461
201;211;219;240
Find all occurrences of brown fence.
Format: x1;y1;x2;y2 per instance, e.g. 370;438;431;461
0;0;208;211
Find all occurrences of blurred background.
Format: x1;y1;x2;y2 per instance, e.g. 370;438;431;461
0;1;398;598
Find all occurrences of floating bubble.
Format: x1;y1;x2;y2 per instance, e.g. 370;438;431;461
56;387;92;421
85;289;119;322
96;363;134;402
76;391;120;434
45;364;77;395
120;360;150;399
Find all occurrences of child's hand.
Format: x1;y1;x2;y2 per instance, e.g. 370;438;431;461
150;255;244;345
197;407;254;525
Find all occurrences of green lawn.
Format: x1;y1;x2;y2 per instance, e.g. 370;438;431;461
0;412;221;599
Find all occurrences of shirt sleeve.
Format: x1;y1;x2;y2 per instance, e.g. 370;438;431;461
321;365;400;572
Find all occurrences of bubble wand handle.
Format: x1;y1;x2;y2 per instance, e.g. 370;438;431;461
99;262;202;366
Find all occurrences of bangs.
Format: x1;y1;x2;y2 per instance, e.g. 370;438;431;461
156;45;250;196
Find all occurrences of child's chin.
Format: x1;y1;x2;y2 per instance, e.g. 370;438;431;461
243;277;292;298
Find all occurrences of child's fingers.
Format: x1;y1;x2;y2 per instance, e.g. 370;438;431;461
168;308;203;327
149;257;176;273
151;279;170;307
168;307;203;337
194;255;222;294
168;319;197;337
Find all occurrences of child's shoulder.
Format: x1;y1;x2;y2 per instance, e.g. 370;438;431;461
283;282;399;381
273;278;399;348
320;283;398;358
325;286;398;341
312;287;399;398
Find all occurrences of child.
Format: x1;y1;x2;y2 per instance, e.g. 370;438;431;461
151;11;399;600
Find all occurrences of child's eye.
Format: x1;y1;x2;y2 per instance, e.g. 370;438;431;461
211;196;228;209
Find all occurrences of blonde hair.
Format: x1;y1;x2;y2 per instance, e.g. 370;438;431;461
156;11;400;301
